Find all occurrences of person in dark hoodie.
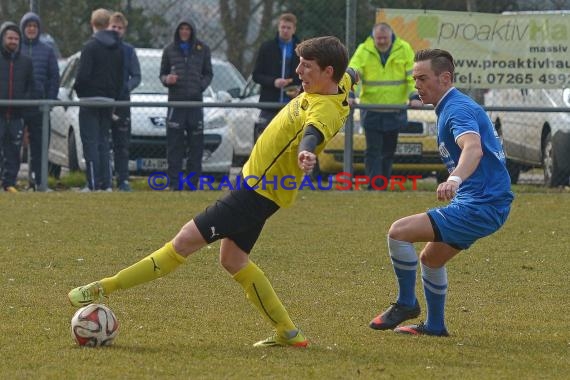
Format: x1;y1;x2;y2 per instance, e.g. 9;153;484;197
252;13;301;142
159;20;213;191
74;8;123;192
20;11;60;191
0;22;34;193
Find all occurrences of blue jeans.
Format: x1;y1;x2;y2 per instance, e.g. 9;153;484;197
0;117;24;188
79;106;112;190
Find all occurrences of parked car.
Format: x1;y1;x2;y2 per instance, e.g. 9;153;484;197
228;77;261;165
315;108;447;181
485;88;570;186
48;48;247;178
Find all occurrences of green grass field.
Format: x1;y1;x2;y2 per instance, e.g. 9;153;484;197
1;189;569;379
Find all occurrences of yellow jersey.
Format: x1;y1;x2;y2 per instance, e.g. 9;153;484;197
243;72;353;207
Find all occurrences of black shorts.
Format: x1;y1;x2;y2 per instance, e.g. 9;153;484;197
193;189;279;253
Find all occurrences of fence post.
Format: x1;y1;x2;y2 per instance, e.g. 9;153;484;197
343;0;357;184
343;109;355;182
39;102;49;191
345;0;357;56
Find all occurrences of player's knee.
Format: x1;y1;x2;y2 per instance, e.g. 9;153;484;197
219;255;234;273
219;253;245;274
419;251;442;268
388;220;405;241
172;221;204;256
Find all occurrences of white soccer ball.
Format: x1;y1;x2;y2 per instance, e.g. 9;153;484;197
70;304;119;347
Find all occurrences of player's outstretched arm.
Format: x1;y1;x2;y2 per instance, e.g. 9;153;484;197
297;124;324;173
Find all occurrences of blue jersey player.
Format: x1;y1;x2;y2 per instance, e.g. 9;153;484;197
369;49;514;336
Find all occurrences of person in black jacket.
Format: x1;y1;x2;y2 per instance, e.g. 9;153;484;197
20;12;60;191
108;12;141;192
159;20;213;191
252;13;301;141
0;22;34;193
74;8;123;192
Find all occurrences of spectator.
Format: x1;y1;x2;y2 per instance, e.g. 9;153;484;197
108;12;141;192
74;8;123;192
252;12;301;142
0;22;34;193
369;49;513;336
159;20;213;191
19;11;60;191
349;23;422;190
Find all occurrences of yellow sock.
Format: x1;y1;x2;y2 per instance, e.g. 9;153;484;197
233;260;296;335
100;241;186;294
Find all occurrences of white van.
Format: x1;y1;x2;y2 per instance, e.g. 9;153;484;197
484;88;570;187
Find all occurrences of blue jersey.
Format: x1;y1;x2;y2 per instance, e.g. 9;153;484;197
435;88;513;207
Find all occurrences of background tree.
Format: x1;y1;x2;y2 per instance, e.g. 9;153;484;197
219;0;277;77
0;0;162;57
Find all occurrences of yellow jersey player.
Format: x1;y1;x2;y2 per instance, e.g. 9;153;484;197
68;36;358;348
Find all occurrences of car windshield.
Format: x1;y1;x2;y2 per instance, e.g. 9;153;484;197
132;54;246;97
210;61;246;97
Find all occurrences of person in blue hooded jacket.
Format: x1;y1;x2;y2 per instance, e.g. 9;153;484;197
159;20;213;191
19;11;60;191
74;8;123;192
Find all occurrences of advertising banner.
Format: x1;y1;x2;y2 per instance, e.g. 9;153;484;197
376;9;570;89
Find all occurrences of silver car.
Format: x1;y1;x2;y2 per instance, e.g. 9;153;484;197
485;88;570;186
49;48;247;177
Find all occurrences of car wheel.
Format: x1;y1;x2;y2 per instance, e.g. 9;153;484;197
68;131;80;172
231;153;247;167
48;162;62;179
506;160;520;184
542;131;568;187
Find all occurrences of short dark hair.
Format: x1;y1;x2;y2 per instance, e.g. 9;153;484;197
295;36;348;83
414;49;455;77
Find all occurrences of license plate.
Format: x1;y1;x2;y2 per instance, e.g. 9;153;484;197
396;143;422;156
135;158;168;171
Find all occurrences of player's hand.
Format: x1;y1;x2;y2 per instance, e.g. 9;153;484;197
298;151;317;174
437;180;459;201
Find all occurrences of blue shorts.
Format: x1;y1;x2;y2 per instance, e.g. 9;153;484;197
427;202;510;250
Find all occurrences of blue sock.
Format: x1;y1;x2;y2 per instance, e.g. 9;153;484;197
421;263;448;333
388;237;418;308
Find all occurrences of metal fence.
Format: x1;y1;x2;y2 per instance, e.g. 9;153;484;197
3;97;569;191
2;1;570;190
